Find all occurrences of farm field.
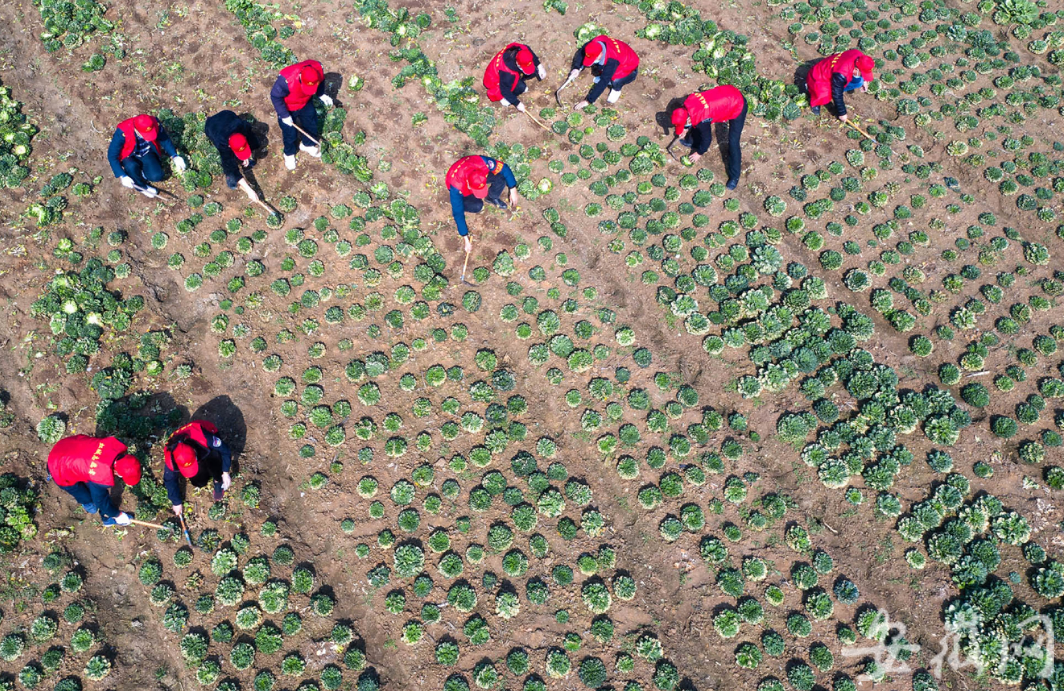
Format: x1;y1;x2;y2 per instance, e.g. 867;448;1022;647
1;0;1064;690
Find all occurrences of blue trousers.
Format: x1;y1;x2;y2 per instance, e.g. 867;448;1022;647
57;482;93;505
844;76;864;92
55;482;118;519
462;177;507;214
279;102;320;155
121;151;166;187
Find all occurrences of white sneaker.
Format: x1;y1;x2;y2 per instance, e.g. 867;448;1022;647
284;154;296;170
607;89;621;104
593;76;601;84
299;143;321;158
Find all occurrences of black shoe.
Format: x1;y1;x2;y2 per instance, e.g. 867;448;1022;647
726;178;739;191
487;197;507;210
810;105;820;115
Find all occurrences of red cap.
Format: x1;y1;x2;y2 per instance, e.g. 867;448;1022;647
671;107;690;135
468;171;489;199
133;114;157;140
301;65;321;88
582;40;603;67
173;442;200;478
229;133;253;161
516;48;536;75
855;55;874;79
113;454;142;485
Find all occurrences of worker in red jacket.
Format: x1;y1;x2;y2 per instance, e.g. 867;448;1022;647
47;436;142;526
806;50;875;120
671;85;748;190
162;420;232;515
270;59;333;170
447;155;518;253
484;43;545;112
568;35;639;110
106;114;185;198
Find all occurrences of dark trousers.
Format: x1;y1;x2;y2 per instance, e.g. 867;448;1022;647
724;101;748;182
279;102;319;155
609;68;638;91
57;482;93;506
121;151;166;187
462;177;507;214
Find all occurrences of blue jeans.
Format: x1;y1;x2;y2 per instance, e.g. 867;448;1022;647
844;76;864;92
121;151;166;187
279;102;320;155
57;482;93;506
461;177;507;214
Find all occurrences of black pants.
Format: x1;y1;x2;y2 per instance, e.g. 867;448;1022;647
609;68;638;91
279;102;320;155
462;177;507;213
121;151;166;187
723;100;748;182
678;101;747;182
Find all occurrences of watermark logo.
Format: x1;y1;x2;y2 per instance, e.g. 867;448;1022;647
841;608;1055;682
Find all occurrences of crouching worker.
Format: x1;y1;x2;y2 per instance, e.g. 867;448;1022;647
48;435;142;526
484;43;545;112
806;49;875;120
569;35;639;110
446;155;518;253
163;420;232;516
107;114;185;198
205;110;262;203
671;85;747;190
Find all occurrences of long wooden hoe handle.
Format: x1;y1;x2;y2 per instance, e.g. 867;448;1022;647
524;110;554;134
129;519;170;530
254;198;276;216
460;247;471;283
844;118;876;143
292;122;320;146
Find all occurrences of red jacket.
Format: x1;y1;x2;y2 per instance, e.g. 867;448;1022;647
446;155;494;196
48;436;127;487
117;116;161;161
164;420;219;472
807;50;874;107
484;43;527;102
279;60;324;112
587;35;639;79
684;86;745;125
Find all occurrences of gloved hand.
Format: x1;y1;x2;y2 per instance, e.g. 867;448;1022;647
120;176;135;189
173;504;183;517
839;114;849;123
141;186;158;198
509;188;519;209
320;94;334;108
114;512;132;526
463;235;472;253
281;116;294;127
221;472;231;491
569;69;580;81
171;156;187;173
574;100;589;111
538;64;546;79
516;102;526;113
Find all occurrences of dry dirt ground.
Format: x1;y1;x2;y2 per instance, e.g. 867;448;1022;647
0;0;1062;690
